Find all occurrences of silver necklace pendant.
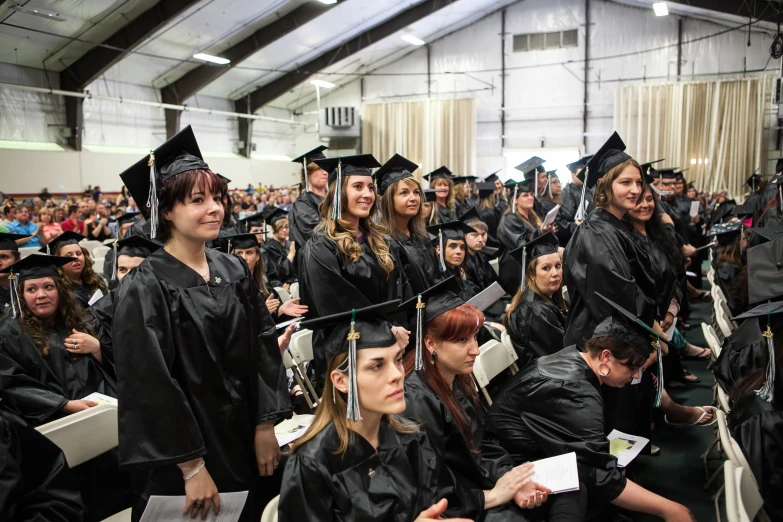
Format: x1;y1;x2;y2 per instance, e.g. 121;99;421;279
214;277;222;284
368;468;376;479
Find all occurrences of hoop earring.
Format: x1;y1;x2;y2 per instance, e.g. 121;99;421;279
598;363;610;377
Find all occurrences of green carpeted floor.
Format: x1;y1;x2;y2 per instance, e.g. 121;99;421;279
632;297;721;522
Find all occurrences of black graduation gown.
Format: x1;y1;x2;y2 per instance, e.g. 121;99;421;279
436;203;456;224
89;289;118;366
279;419;482;522
404;371;528;522
483;346;627;503
70;282;94;309
290;191;324;275
389;234;437;299
435;265;479;302
635;233;677;321
0;285;10;318
561;183;594;220
477;206;502;244
264;239;296;285
463;251;508;322
713;319;766;395
0;410;84;520
496;213;539;296
716;261;742;317
562;208;656;347
455;198;475;218
112;248;291;521
506;292;565;367
0;318;117;426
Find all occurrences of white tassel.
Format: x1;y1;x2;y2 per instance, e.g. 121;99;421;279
110;241;118;281
778;185;782;212
534;172;538;199
574;173;588;222
415;295;425;371
8;274;21;319
756;323;775;402
547;177;552;199
331;159;342;221
512;185;518;215
520;246;527;292
147;153;159;240
227;239;232;254
303;158;310;193
653;339;664;408
438;229;447;273
346;310;362;421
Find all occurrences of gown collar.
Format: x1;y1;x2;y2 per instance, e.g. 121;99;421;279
591;207;634;233
538;346;601;393
321;418;405;462
146;247;235;289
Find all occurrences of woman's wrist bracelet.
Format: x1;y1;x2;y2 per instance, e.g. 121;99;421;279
181;458;205;480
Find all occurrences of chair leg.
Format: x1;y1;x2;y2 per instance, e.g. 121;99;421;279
704;461;724;490
701;435;719;480
481;388;493;406
712;484;724;522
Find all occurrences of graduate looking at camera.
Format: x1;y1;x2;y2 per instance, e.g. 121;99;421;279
427;220;480;302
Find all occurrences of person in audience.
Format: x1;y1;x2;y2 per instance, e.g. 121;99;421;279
423;188;438;225
289;146;329;275
377;154;437;298
504;233;567;365
0;233;25;315
484;295;696;522
53;206;66;224
115;126;291;521
300;154;406;384
85;203;114;242
425;167;457;223
0;204;16;230
0;255;116;425
402;279;551;520
262;208;296;291
42;231;107;308
475;182;502;242
7;206;41;248
427;221;480;302
37;207;62;246
60;205;86;234
280;301;483;522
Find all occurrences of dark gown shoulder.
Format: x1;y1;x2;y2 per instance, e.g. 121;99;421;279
496;213;539;295
506;291;565;366
713;319;766;395
389;233;436;298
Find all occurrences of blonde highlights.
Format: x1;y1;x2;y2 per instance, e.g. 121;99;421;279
379;178;428;241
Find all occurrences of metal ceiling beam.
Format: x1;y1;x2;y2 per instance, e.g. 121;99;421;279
668;0;780;21
239;0;462;114
59;0;201;150
161;0;346;109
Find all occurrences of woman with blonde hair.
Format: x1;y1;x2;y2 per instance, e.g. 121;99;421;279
262;207;296;290
424;167;457;223
452;176;477;217
43;231;107;308
377;154;437;297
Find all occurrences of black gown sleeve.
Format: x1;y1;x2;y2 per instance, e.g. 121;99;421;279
734;411;783;521
113;269;206;467
507;300;565;365
278;453;334;522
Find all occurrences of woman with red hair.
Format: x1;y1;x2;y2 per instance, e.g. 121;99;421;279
403;278;550;521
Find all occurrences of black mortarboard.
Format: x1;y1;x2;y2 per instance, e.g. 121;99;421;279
292;145;328;165
732;204;755;219
423;190;438;203
503;179;519;189
580;132;630;189
452;175;478;184
639;159;665;176
746;171;762;190
262;206;289;225
426;220;476;241
239;212;264;229
713;222;743;247
475;182;495;199
733;302;783;321
747;239;783;304
507;232;559;292
423;166;453;183
39;231;85;255
750;226;783;243
514;157;545;179
775;157;783;174
110;235;161;280
224;233;260;253
674;169;688;181
116;212;140;226
0;232;29;252
1;254;74;318
483;171;501;183
217;173;231;184
458;207;480;223
657;168;678;180
566;155;593;173
375;154;419;196
119;125;209;222
297;299;401;420
313;154;381;187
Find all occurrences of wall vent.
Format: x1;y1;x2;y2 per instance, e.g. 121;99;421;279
513;29;578;52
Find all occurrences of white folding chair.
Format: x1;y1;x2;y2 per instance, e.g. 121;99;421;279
283;350;318;409
101;508;131;522
93;257;105;275
18;246;39;259
724;461;769;522
289;329;320;405
489;258;499;276
716;308;733;338
36;403;118;468
717;384;732;414
80;240;104;254
93;245;111;259
290;282;299;300
275;287;291;304
261;495;279;522
473;338;519;405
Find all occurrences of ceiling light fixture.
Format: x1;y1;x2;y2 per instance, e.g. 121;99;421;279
401;34;426;46
653;2;669;16
317;0;337;4
310;79;335;88
193;53;230;65
10;3;66;21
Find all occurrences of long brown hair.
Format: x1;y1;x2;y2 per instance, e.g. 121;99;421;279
718;236;743;267
404;304;485;451
431;178;455;212
379;178;428;241
594;158;644;209
19;276;94;354
57;246;107;295
504;194;543;231
478;193;495;210
504;256;566;327
232;245;269;295
584;336;648;369
290;352;418;455
316;176;394;276
453;183;468;203
729;319;782;423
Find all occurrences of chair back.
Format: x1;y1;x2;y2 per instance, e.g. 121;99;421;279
93;245;111;259
717;384;732;414
716;308;734;338
261;495;279;522
290;329;314;365
93;257;105;275
80;240;104;254
724;461;765;522
473;339;518;390
489;258;499;276
275;287;291;304
36;404;118;468
18;246;39;259
290;282;300;299
715;410;739;465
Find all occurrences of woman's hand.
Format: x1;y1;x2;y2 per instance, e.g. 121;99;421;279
484;463;535;509
662;503;696;522
254;422;280;476
277;323;297;354
62;400;98;414
514;480;551;509
415;499;473;522
287;242;296;262
279;298;307;318
542;223;558;234
180;462;220;520
661;312;675;332
265;294;281;314
65;330;102;363
391;326;411;348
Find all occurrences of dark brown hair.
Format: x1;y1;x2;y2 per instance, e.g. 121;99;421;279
157;170;228;242
584;336;648;369
594;159;644;209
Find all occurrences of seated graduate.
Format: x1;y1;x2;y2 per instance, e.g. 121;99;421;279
484;294;695;522
427;220;480;302
377;154;437;297
0;232;26;316
280;300;478;522
101;211;141;280
558;156;595;244
401;278;550;521
40;231;108;308
115;126;291;521
0;255;116;426
713;222;748;317
452;176;477;217
422;189;439;226
474;182;502;243
504;233;567;366
460;211;508;322
424;167;457;224
289;145;329;274
261;207;297;290
0;409;84;520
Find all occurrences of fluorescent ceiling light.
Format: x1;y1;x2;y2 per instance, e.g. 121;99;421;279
193;53;230;65
401;34;425;46
10;3;66;21
0;140;65;151
317;0;337;4
310;79;335;88
653;2;669;16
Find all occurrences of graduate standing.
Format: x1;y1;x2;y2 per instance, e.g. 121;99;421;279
260;207;297;289
115;126;291;521
289;146;329;275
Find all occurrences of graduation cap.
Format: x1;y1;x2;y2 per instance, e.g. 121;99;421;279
657;168;678;180
0;232;30;252
116;212;140;227
263;206;289;225
292;145;328;192
216;173;231;184
674;169;688;181
458;207;480;223
746;171;762;191
423;166;453;184
566;155;593;173
238;212;264;230
594;292;671;406
119;125;209;238
575;132;630;220
0;254;74;318
398;277;465;370
774;157;783;174
514;157;546;196
375;154;419;196
423;190;438;203
110;235;161;280
475;182;495;199
712;221;743;247
426;220;476;273
39;231;84;255
732;204;755;220
750;226;783;244
313;154;382;220
643;166;672;197
483;171;501;183
747;238;783;305
734;299;783;402
452;175;478;184
507;232;559;292
297;299;401;421
223;232;260;255
640;159;665;176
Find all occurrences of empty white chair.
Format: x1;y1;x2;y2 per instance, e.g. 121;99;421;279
473;338;519;405
18;246;39;259
80;240;104;254
289;329;319;404
489;258;499;276
93;245;111;259
101;508;131;522
724;461;768;522
275;287;291;304
290;282;300;300
716;308;733;338
36;403;118;468
261;495;279;522
93;257;106;275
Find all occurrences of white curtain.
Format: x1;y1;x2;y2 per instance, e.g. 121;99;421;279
361;98;477;178
615;76;773;199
